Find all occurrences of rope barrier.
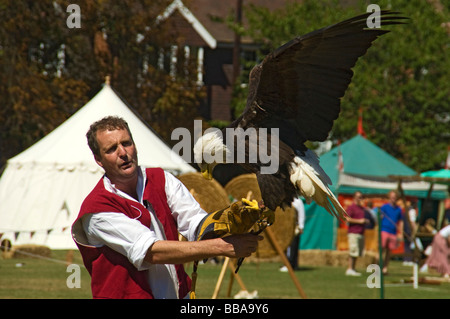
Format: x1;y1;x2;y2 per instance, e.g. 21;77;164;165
1;244;84;268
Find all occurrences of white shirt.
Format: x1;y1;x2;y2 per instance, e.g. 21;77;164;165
408;208;417;223
439;225;450;238
292;197;305;230
80;167;207;299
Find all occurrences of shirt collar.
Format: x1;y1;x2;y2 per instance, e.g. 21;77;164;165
102;166;146;204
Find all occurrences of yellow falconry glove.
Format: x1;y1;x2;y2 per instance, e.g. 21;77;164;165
195;199;271;241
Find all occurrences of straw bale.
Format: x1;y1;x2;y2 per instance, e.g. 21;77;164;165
11;244;51;259
326;251;348;267
178;172;230;213
299;250;331;266
224;174;295;258
299;249;378;267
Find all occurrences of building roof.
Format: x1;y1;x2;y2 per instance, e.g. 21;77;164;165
160;0;294;48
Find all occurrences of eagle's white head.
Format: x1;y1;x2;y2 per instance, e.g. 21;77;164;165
193;131;231;179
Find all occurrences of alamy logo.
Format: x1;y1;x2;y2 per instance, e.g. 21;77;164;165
171;120;280;174
366;4;381;29
66;264;81;288
66;4;81;29
366;264;381;288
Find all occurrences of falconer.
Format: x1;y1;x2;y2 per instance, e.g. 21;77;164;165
72;116;264;299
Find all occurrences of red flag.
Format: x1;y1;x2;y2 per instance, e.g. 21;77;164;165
445;146;450;169
358;107;367;138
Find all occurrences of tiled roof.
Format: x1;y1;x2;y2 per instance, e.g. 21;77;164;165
161;0;295;46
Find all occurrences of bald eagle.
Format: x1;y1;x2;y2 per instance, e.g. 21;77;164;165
194;11;406;219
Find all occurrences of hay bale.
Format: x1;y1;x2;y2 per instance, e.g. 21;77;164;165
299;250;331;266
1;238;13;259
225;173;263;202
11;244;51;259
357;251;379;268
224;174;295;258
177;172;230;213
326;250;349;267
300;249;378;268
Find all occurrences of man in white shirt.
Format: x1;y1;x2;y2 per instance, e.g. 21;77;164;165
280;197;305;272
72;116;262;299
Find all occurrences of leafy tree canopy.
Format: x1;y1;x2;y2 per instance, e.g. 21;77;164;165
0;0;205;168
232;0;449;172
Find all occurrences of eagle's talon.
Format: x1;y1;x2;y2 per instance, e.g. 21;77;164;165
261;209;275;226
241;198;259;211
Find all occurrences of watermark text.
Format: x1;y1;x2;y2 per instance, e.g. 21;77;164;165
66;264;81;288
171;120;280;175
366;4;381;28
66;4;81;29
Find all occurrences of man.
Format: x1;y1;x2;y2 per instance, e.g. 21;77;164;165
345;191;367;276
280;197;305;272
71;116;262;299
402;201;417;265
379;190;403;275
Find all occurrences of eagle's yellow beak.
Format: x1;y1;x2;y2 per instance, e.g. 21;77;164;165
201;164;213;180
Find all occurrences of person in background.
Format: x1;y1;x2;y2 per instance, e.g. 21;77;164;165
345;191;368;276
379;190;403;275
280;197;305;272
402;201;418;266
364;200;377;230
421;225;450;279
444;199;450;227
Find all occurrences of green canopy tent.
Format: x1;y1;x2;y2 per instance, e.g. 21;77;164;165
421;168;450;181
301;135;448;250
419;169;450;229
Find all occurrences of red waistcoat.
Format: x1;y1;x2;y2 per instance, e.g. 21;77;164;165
72;167;191;299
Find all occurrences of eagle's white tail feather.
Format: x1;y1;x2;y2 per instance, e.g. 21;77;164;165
291;155;347;220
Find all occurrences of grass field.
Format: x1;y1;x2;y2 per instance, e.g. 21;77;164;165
1;250;449;299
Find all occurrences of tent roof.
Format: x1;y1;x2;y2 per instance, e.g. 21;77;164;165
319;135;447;199
421;168;450;179
321;134;417;183
0;84;195;249
8;84;195;175
421;169;450;186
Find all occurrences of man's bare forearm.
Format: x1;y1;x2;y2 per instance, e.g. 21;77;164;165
144;234;262;264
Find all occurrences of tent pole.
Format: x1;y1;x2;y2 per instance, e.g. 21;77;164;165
396;179;420;289
377;210;384;299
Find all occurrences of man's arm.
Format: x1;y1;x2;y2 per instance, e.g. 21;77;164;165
83;212;262;268
346;216;366;224
164;171;208;241
345;206;366;225
144;233;263;265
397;220;404;240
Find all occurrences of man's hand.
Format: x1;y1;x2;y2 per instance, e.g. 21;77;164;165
196;200;272;241
145;234;263;264
221;233;263;258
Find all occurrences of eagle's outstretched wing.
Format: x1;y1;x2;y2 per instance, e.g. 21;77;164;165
235;11;407;151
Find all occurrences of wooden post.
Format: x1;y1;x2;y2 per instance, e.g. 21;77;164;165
212;257;250;298
226;259;248;297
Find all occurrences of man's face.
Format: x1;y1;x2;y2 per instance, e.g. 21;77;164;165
354;192;364;206
389;191;398;205
94;128;138;183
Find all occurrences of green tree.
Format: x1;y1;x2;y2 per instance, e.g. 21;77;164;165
0;0;204;168
232;0;449;171
0;1;90;166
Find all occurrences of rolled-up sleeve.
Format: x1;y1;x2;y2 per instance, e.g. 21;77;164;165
164;171;208;241
81;212;157;270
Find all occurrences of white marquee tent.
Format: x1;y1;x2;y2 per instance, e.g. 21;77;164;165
0;84;195;249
